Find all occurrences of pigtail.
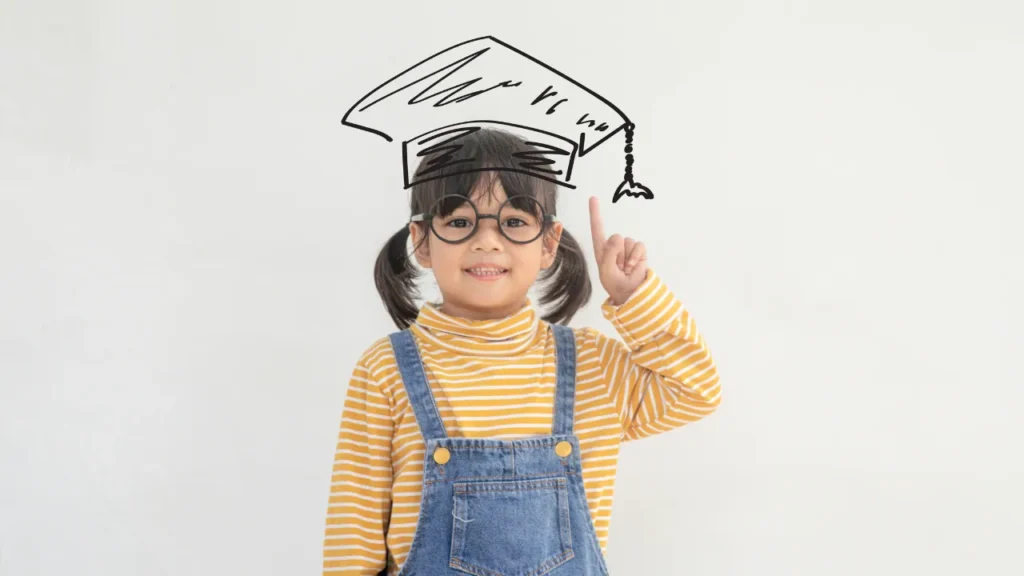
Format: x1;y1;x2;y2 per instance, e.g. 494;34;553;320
537;228;592;325
374;226;421;329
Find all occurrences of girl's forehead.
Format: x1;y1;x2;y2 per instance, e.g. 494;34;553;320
469;178;509;207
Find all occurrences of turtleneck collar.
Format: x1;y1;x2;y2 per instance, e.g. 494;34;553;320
409;298;544;356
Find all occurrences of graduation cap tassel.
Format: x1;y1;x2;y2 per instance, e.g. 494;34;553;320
612;123;654;203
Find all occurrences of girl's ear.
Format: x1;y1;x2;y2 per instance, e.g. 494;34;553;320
409;222;432;269
540;221;563;270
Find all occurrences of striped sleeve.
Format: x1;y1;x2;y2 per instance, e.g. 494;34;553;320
323;350;394;575
588;267;722;441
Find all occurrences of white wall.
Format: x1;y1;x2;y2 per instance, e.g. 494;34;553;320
2;1;1021;574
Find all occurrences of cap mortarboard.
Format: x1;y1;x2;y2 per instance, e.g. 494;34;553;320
342;36;653;203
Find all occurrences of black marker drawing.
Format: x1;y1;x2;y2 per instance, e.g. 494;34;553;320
341;36;653;203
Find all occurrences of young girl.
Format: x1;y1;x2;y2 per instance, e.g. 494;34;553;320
323;128;722;575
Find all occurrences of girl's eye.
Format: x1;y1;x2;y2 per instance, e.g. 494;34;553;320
446;217;473;228
502;218;526;228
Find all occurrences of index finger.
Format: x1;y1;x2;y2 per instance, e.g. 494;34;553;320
589;196;606;257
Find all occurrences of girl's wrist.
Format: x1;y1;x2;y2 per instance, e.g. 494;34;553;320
608;290;630;307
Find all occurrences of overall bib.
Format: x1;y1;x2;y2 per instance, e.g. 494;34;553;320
387;324;611;576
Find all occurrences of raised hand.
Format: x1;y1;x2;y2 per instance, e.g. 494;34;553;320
589;196;648;306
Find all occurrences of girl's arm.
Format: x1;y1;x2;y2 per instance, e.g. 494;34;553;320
323;356;393;575
587;267;722;441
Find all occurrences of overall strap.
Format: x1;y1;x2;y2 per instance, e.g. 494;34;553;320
388;329;448;441
550;324;578;436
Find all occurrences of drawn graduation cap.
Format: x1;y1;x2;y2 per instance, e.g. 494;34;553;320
341;36;653;203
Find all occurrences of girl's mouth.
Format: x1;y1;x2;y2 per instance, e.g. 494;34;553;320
464;267;508;281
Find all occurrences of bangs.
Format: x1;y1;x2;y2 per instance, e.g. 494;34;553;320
409;129;557;218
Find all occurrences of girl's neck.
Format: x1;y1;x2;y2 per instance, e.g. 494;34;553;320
414;296;540;356
439;298;528;321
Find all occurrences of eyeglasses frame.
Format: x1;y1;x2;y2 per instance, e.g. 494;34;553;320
409;195;559;245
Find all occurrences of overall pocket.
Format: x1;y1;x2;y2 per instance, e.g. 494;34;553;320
450;476;573;576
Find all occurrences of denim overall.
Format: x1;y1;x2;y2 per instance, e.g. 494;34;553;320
387;324;611;575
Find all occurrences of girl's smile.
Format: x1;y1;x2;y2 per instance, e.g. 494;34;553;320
464;265;509;281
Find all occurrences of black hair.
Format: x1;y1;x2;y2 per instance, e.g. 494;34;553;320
373;127;593;329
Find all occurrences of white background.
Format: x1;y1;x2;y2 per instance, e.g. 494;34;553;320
2;1;1022;574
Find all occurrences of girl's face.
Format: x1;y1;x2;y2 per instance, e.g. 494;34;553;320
408;178;562;321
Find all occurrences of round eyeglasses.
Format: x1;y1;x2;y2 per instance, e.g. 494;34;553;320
410;194;558;244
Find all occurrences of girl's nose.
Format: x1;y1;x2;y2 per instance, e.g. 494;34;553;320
470;219;504;250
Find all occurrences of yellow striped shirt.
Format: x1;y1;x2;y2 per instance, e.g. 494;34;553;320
324;268;721;575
